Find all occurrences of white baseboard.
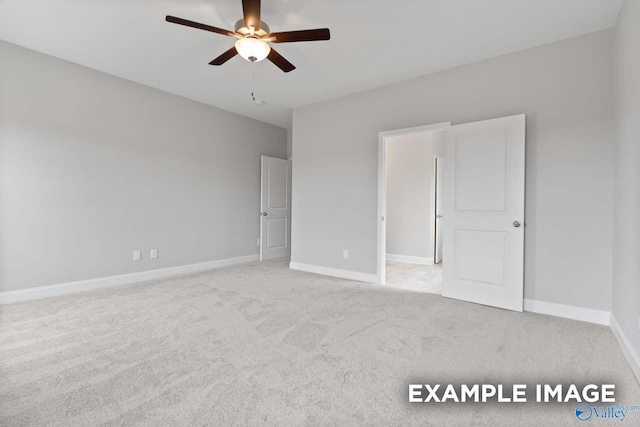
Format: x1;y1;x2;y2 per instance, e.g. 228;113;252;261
523;300;640;384
386;253;433;265
0;254;260;304
524;298;611;326
610;315;640;384
289;262;378;284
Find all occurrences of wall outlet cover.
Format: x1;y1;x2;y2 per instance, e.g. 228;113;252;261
133;250;141;261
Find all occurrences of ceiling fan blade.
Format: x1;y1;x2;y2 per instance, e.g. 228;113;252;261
209;47;238;66
270;29;331;43
242;0;261;31
267;48;295;73
166;16;235;37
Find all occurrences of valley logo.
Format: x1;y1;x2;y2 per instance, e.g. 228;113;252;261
575;403;640;422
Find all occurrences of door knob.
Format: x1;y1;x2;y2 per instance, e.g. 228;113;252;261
262;212;267;216
513;221;521;228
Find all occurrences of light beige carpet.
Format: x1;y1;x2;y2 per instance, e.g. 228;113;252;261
1;258;638;426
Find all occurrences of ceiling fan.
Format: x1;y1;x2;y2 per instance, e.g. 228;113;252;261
166;0;330;73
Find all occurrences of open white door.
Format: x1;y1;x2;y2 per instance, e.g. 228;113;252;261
442;115;525;312
260;156;292;261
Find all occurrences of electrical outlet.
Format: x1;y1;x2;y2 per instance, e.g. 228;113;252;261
150;249;158;259
343;249;349;259
133;250;141;261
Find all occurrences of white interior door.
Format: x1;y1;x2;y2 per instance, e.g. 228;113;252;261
260;156;292;261
442;115;525;312
434;156;444;264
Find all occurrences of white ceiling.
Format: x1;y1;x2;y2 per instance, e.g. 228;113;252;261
0;0;623;128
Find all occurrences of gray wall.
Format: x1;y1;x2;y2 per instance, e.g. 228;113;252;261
386;132;443;260
292;30;614;311
0;41;287;293
613;0;640;359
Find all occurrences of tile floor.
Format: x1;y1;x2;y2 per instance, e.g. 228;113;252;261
385;261;443;294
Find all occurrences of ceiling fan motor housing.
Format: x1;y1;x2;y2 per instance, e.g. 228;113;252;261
234;19;270;36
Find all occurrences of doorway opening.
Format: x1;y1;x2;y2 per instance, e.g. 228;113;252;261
377;115;526;311
377;122;451;293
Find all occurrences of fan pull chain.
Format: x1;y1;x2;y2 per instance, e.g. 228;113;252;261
250;67;265;105
251;68;256;102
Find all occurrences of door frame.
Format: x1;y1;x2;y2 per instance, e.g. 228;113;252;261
432;154;443;264
376;122;451;285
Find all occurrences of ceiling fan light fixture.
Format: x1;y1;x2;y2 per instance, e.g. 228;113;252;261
167;0;330;72
235;37;270;62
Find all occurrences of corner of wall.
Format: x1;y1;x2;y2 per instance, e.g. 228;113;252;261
611;0;640;384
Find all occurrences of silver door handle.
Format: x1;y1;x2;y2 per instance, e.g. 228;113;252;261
513;221;521;228
262;212;267;216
